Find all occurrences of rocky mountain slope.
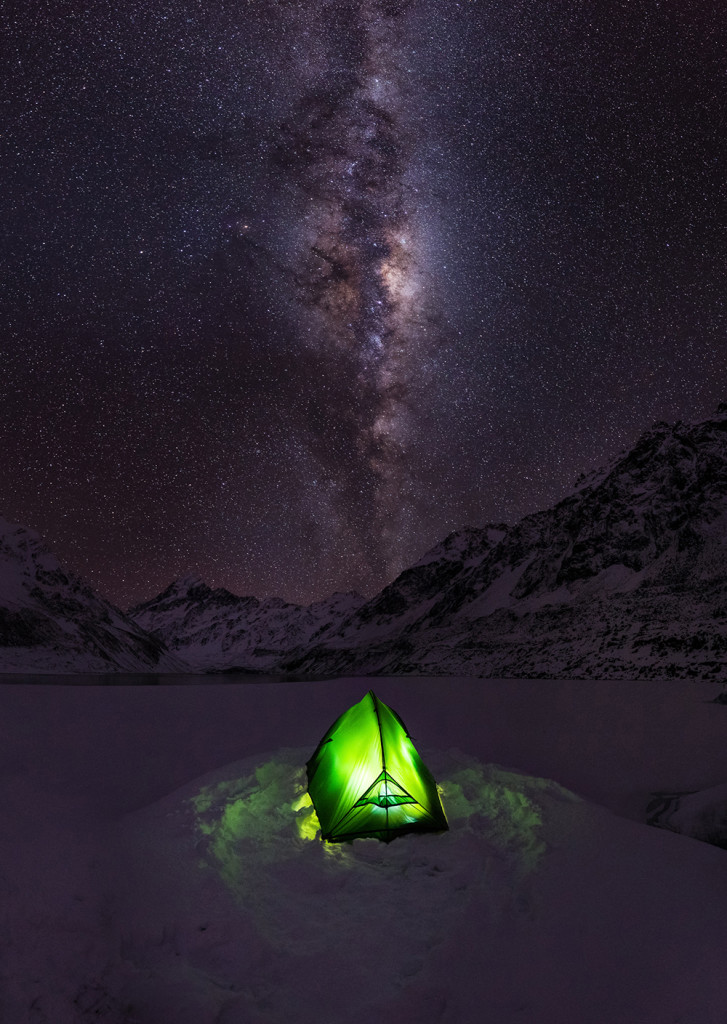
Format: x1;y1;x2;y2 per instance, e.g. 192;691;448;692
5;404;727;678
0;518;180;674
129;579;365;673
280;404;727;679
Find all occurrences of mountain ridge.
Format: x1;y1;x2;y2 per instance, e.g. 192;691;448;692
281;406;727;678
3;404;727;677
0;517;182;673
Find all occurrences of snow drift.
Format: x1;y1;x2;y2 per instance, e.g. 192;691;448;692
3;678;727;1023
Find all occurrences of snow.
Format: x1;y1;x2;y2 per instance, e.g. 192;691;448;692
648;780;727;848
130;578;366;673
6;403;727;679
0;516;58;606
0;516;181;674
2;676;727;1022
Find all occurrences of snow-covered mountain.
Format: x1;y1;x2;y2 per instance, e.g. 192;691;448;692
129;578;365;673
6;404;727;677
281;404;727;679
0;517;180;673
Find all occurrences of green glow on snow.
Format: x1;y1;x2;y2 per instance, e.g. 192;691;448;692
187;752;557;914
190;760;327;899
291;791;320;842
439;764;549;876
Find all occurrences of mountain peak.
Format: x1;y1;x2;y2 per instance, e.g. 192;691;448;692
0;517;179;673
170;574;210;595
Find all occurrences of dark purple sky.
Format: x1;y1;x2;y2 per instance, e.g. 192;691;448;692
2;0;725;609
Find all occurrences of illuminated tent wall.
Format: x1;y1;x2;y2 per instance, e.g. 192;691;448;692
306;690;448;842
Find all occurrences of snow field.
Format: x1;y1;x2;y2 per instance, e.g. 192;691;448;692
1;677;727;1022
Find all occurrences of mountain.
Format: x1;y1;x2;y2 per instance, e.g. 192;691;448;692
129;578;365;673
7;404;727;678
280;404;727;679
0;517;180;674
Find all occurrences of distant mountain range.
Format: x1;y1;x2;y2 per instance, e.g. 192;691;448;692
129;579;364;675
3;405;727;677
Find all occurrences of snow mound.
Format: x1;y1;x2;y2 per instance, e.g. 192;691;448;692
648;782;727;849
94;749;727;1024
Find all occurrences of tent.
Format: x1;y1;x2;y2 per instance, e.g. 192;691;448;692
306;690;448;842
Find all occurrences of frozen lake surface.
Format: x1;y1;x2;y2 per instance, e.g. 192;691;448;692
1;676;727;1022
1;675;725;818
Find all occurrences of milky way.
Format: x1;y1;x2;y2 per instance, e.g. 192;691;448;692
268;0;435;580
2;0;726;607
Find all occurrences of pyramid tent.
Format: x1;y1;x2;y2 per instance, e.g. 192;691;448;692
306;690;448;842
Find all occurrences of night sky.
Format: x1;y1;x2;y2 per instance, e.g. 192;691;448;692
2;0;726;609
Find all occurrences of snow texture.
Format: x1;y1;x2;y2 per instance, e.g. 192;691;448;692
4;405;727;678
129;580;364;674
2;677;727;1023
0;517;181;674
128;405;727;680
281;406;727;680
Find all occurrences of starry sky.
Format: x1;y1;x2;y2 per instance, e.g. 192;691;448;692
2;0;726;609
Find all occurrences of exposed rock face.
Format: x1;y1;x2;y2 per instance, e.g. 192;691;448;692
0;518;180;674
7;405;727;678
280;406;727;679
129;579;365;673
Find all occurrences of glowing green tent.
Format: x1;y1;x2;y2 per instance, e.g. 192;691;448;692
306;690;448;842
